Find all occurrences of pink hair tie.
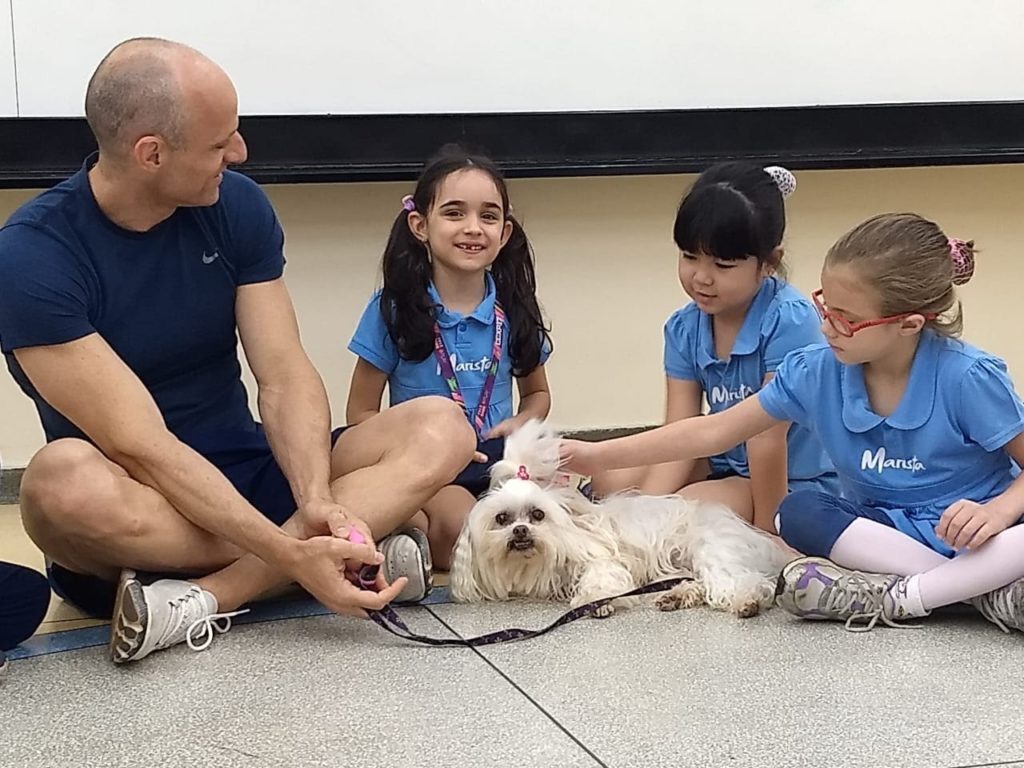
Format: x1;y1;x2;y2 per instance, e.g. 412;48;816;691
401;195;416;212
516;465;530;480
949;238;975;285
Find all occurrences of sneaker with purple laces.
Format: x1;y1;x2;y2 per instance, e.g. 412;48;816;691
972;578;1024;633
775;556;919;632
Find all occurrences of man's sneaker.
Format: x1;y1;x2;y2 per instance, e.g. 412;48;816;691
775;556;918;632
972;578;1024;633
108;570;247;663
380;529;432;603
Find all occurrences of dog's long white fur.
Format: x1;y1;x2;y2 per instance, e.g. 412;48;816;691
450;419;791;617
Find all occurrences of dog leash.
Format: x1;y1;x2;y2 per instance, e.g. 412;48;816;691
366;577;688;647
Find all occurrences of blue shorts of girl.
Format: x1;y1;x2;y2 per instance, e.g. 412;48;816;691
451;437;506;498
776;489;1023;559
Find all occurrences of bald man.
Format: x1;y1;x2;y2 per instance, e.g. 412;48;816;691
0;38;475;663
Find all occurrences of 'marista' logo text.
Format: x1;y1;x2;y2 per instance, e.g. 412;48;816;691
861;447;925;474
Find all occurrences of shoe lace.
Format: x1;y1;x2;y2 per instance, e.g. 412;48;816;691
156;586;248;652
973;590;1013;634
822;573;920;633
186;609;249;652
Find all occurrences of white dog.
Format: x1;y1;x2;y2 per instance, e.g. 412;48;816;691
450;420;791;618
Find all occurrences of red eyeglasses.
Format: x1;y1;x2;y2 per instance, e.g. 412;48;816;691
811;289;937;338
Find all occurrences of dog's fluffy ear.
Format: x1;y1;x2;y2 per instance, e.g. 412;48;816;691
489;418;561;488
449;520;482;602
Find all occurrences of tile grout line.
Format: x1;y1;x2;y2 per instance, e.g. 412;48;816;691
425;605;611;768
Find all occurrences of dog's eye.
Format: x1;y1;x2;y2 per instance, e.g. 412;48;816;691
529;508;545;522
495;511;510;526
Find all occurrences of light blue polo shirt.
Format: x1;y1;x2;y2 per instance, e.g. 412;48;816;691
664;277;836;493
349;274;549;435
759;331;1024;554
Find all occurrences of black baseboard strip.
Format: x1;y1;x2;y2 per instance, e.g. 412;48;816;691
2;101;1023;188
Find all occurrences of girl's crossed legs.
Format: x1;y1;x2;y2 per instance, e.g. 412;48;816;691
776;490;1024;631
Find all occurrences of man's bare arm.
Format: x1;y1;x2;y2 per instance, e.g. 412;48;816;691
236;278;333;510
15;334;298;566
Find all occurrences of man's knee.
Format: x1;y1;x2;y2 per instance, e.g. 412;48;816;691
21;440;123;538
404;397;477;474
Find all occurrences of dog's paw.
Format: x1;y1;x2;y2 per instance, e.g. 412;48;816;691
732;600;762;618
729;584;775;618
656;581;705;612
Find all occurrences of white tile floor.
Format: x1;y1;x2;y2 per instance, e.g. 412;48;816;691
4;505;1024;768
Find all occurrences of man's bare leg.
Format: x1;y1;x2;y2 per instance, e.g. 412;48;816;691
22;398;474;658
20;440;244;583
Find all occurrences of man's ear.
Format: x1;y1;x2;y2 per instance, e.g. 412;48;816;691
132;134;166;173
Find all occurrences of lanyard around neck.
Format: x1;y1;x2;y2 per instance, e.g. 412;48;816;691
432;303;506;437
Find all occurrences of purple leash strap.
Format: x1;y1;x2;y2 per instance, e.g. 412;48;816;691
366;577;688;647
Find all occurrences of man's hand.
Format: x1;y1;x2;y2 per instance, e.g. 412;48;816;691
936;498;1017;551
559;439;605;477
281;534;407;617
295;498;372;543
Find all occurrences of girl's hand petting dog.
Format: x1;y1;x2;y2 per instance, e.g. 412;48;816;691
559;439;604;477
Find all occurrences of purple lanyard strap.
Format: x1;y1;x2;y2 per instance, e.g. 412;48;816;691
432;303;506;437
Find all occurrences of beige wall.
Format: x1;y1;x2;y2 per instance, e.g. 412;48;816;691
1;165;1023;468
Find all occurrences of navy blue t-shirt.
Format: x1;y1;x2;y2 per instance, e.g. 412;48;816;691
0;155;285;443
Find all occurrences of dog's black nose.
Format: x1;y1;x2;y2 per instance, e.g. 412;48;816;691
513;525;530;539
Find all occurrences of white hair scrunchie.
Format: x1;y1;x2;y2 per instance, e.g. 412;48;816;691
763;165;797;198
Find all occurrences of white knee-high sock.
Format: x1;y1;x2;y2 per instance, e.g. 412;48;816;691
829;518;949;576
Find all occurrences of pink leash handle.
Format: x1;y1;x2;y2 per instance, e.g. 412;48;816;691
348;528;380;590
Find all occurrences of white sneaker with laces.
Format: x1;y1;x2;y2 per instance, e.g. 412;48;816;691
972;578;1024;633
775;556;921;632
380;529;432;603
108;570;247;663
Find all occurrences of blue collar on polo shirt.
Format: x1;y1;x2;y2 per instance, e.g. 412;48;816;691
841;330;941;433
427;272;498;329
695;277;779;370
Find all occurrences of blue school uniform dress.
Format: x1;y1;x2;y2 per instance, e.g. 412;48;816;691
663;277;837;494
349;274;549;495
760;331;1024;557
